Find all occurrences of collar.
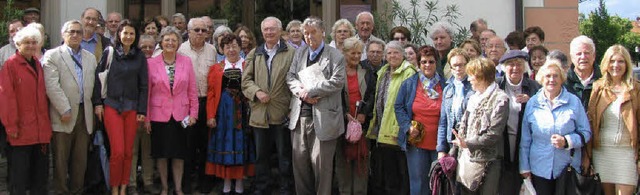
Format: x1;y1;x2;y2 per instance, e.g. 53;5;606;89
264;40;281;53
474;82;498;100
308;41;325;60
187;40;205;53
579;71;594;86
83;33;98;42
506;76;523;87
288;40;306;49
356;34;372;43
537;87;569;107
225;57;244;66
63;44;82;55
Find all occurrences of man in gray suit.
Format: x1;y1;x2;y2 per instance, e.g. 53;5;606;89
43;20;97;195
286;16;346;195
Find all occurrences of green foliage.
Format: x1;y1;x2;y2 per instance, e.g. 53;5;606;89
579;0;640;62
200;0;243;29
0;0;23;46
374;0;469;46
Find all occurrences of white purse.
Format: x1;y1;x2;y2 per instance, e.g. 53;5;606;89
97;46;114;99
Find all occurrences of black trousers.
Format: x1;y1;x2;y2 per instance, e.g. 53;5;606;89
532;174;556;195
253;124;293;194
184;97;214;191
9;143;49;195
499;162;523;195
368;143;410;195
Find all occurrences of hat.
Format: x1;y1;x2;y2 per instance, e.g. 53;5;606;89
24;7;40;14
499;50;528;64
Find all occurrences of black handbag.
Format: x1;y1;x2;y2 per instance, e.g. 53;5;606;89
555;133;604;195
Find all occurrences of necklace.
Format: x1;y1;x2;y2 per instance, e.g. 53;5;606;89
163;59;175;66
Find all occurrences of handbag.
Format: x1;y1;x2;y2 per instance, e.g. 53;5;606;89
555;133;604;195
98;46;114;99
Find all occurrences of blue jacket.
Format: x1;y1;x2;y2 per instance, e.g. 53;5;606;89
519;87;592;179
436;76;474;153
395;73;446;151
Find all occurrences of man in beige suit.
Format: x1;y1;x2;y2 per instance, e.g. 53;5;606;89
43;20;97;195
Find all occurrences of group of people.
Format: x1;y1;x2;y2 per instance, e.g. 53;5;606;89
0;6;638;195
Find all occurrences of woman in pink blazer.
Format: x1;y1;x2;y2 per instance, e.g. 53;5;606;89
145;26;198;195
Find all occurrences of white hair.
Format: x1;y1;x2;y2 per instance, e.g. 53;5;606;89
570;35;596;53
187;17;204;30
13;25;42;46
355;11;374;24
60;20;83;35
261;16;283;30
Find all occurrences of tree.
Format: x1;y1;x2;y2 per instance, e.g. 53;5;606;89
0;0;23;46
579;0;640;62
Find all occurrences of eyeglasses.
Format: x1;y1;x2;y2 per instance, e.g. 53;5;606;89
336;30;350;34
66;30;83;35
420;60;436;64
140;45;154;50
394;37;407;41
192;28;208;33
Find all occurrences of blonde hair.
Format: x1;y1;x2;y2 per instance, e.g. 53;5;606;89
466;57;496;83
599;44;635;90
535;59;566;84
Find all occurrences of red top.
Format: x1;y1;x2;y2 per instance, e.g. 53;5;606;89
0;53;52;146
412;82;443;150
347;73;361;116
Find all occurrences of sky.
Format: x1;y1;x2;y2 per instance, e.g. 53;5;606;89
579;0;640;20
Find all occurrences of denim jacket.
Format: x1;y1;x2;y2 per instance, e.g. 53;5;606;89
436;76;474;153
395;73;446;151
519;87;592;179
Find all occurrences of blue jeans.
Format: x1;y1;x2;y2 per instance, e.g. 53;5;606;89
406;145;437;195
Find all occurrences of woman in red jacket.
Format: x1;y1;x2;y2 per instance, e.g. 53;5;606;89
0;25;52;195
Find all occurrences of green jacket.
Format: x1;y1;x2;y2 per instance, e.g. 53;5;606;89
242;40;296;128
366;60;417;145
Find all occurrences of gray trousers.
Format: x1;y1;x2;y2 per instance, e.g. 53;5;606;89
130;124;154;187
52;107;89;194
292;117;338;195
334;137;368;195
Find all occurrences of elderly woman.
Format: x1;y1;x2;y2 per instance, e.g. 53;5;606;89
389;26;411;46
205;33;255;195
586;45;640;195
459;39;482;59
523;26;545;52
395;45;445;195
0;25;51;195
334;37;376;195
405;44;418;68
213;25;233;63
329;19;356;51
452;58;508;194
529;45;549;80
93;19;149;195
285;20;305;49
235;25;256;59
496;50;541;195
437;48;472;158
26;23;46;61
366;41;417;194
430;22;454;69
145;26;198;195
547;50;570;74
519;60;591;195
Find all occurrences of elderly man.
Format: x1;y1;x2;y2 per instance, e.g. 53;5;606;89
486;36;506;68
177;17;217;194
355;11;379;60
201;16;214;44
173;13;188;41
22;7;40;24
480;29;496;55
43;20;97;195
470;18;488;43
241;16;296;195
495;50;541;195
286;17;345;195
0;19;23;67
104;12;122;44
361;38;385;73
80;8;110;61
563;35;600;109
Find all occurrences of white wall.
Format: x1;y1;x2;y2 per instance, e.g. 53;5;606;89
44;0;109;46
394;0;516;44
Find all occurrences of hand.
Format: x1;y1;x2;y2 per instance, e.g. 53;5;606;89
94;105;104;122
60;111;72;123
188;117;197;126
550;134;566;149
452;129;467;148
298;88;309;99
137;114;145;122
303;97;319;104
515;94;530;104
356;114;366;124
409;126;419;138
521;172;531;179
437;152;447;159
207;118;217;128
144;121;151;134
256;91;270;103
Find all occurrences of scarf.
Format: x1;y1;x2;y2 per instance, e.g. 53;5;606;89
419;72;441;99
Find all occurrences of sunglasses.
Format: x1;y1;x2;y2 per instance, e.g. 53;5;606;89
192;28;208;33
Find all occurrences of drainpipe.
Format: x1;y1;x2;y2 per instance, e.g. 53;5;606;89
515;0;524;31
